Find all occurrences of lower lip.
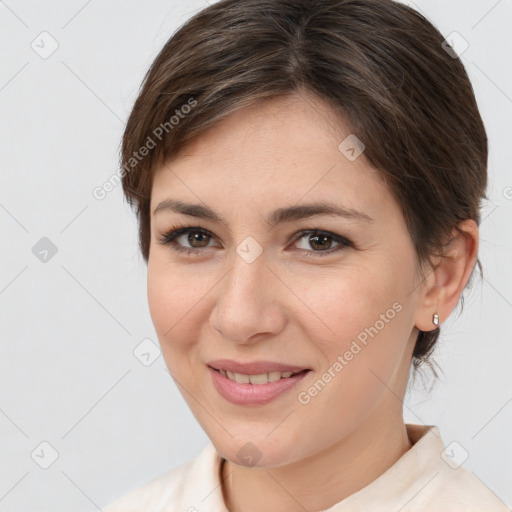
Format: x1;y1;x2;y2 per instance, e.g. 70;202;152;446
208;366;310;405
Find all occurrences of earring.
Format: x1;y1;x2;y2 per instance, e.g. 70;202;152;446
433;313;439;326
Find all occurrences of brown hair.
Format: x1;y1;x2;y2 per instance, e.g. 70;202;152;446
120;0;487;374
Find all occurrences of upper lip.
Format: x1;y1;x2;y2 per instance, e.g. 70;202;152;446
208;359;309;375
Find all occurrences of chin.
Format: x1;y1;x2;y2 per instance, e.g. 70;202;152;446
211;430;306;469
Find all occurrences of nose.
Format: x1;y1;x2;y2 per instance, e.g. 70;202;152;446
210;252;287;345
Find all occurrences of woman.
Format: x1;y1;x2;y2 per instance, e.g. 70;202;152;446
105;0;510;510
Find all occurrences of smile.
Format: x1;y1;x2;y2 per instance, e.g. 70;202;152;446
207;360;311;405
219;369;303;384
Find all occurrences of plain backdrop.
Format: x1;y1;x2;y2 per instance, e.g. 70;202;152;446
1;0;511;510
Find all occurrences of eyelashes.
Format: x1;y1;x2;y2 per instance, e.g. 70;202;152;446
158;225;218;256
157;224;353;258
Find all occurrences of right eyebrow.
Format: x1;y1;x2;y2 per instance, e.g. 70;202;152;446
154;199;224;222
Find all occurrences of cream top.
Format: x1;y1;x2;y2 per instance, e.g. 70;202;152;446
104;424;510;511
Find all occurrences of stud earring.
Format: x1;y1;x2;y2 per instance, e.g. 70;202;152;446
433;313;439;326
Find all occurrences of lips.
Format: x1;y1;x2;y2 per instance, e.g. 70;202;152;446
208;359;309;375
208;365;310;405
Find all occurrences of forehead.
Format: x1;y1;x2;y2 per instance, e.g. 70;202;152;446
150;93;392;221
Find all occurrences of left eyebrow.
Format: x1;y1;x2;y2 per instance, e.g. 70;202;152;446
153;199;374;225
266;202;374;225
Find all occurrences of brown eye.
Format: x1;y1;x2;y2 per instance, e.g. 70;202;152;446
292;230;351;256
159;226;218;254
307;233;334;251
185;230;211;248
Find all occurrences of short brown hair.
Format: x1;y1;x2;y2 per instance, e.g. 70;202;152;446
120;0;487;373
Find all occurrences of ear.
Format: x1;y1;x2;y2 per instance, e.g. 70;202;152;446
414;219;479;332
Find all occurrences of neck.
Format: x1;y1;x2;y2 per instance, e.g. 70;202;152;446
221;411;412;512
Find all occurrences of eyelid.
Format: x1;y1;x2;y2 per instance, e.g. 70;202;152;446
158;225;221;250
158;224;353;256
290;227;352;248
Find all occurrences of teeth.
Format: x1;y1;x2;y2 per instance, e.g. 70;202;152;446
249;373;268;384
221;370;300;384
234;372;250;384
268;371;282;382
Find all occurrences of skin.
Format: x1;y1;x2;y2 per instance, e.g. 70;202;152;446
147;92;479;512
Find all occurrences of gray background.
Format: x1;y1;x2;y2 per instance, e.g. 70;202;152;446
1;0;511;510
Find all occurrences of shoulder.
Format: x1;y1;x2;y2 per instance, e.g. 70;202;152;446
401;425;510;511
344;425;510;512
102;459;194;512
421;464;511;511
103;442;224;512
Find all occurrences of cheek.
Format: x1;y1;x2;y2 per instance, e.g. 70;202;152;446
292;265;411;413
147;262;174;337
147;260;202;348
290;263;403;351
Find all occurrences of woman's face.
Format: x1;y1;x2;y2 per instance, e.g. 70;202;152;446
148;93;426;467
